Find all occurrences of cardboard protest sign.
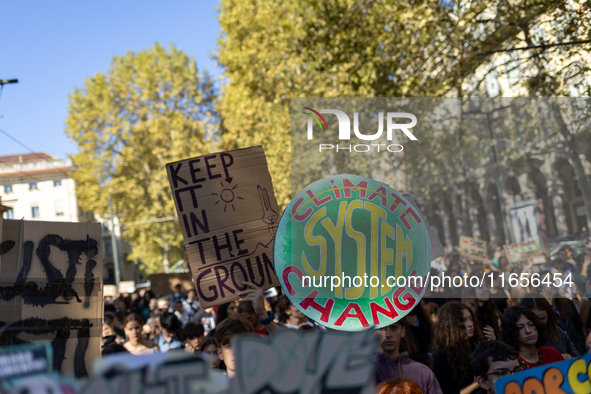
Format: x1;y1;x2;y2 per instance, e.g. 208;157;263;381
496;353;591;394
118;281;135;293
0;219;103;378
150;273;194;297
167;146;280;308
275;174;431;331
503;240;546;266
231;329;376;394
82;351;228;394
103;285;117;297
459;235;487;261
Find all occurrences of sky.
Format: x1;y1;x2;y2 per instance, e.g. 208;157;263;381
0;0;223;158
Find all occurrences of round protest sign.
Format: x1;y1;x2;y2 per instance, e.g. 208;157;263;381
274;174;430;331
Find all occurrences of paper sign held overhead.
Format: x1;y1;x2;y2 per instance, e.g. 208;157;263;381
167;146;280;308
503;240;546;266
459;235;487;261
0;219;103;378
150;273;194;297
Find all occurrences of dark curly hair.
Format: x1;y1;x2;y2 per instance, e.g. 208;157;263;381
180;322;205;341
470;340;519;377
160;311;181;334
276;296;292;324
501;306;546;351
521;295;559;344
431;302;484;381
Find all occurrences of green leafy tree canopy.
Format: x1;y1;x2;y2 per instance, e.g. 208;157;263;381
65;43;218;274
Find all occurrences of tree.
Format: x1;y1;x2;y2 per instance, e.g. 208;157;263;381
216;0;445;208
65;43;217;274
465;0;591;231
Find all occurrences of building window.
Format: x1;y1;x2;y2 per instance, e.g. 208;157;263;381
31;205;40;218
105;242;113;256
29;182;38;190
55;200;64;217
54;180;62;187
3;185;12;193
4;209;14;219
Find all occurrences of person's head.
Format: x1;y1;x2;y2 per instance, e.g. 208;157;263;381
471;340;521;394
501;306;545;350
180;322;205;350
173;300;184;314
521;295;559;344
123;313;145;342
276;296;291;324
432;302;484;381
449;260;461;274
376;321;405;357
276;296;305;325
375;378;424;394
227;300;239;318
214;317;254;378
558;246;569;262
104;313;115;329
157;297;170;311
143;290;155;302
149;297;158;311
174;284;183;294
238;301;260;328
160;311;182;337
187;289;197;301
200;336;220;368
102;323;115;338
215;301;240;325
474;281;491;303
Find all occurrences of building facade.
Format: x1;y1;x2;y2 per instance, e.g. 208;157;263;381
0;152;142;284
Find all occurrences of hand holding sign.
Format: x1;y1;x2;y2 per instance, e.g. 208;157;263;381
238;281;279;334
238;281;266;313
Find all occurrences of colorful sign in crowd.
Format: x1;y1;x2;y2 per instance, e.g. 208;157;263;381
1;145;590;394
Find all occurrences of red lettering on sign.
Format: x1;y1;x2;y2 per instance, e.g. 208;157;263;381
334;302;369;328
370;298;399;325
367;187;388;209
299;290;334;323
282;265;304;296
306;189;332;207
388;192;407;213
292;197;313;222
342;179;367;198
393;286;416;311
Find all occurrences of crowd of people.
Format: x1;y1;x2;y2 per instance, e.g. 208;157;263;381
101;239;591;394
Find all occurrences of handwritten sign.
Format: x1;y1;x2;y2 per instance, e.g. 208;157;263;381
231;329;376;393
167;146;280;308
150;273;194;297
459;235;487;261
503;240;545;266
82;351;228;394
275;175;430;331
496;353;591;393
0;218;103;378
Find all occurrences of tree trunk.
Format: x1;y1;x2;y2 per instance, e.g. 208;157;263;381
550;100;591;231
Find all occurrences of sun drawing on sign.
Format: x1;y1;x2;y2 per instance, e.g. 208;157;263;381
212;182;244;212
